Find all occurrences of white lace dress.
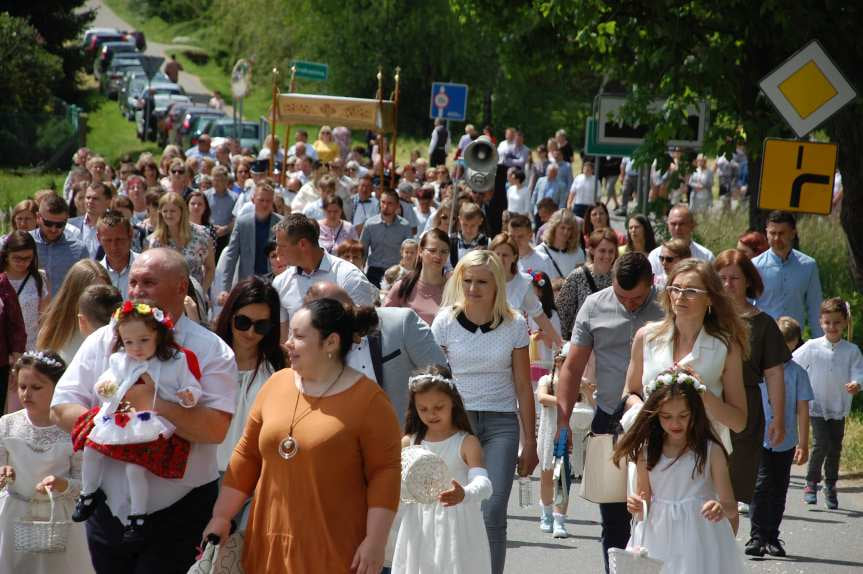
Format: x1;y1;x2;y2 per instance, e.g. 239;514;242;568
392;432;491;574
628;445;745;574
0;410;94;574
7;271;47;351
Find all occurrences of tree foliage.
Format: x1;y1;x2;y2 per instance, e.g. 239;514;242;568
4;0;94;103
0;12;64;115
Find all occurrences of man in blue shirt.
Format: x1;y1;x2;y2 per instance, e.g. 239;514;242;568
752;211;823;337
31;194;87;297
531;163;567;215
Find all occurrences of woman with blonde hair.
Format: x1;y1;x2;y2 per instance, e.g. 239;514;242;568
36;259;110;362
146;192;215;292
539;209;585;281
313;125;341;163
431;250;538;574
624;258;749;453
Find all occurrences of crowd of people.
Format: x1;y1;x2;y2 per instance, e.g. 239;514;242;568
0;116;858;574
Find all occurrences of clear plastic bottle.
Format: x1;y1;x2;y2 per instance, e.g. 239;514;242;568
518;476;533;508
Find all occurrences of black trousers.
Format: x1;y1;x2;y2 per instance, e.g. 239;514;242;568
749;447;795;541
366;265;386;288
0;365;9;413
592;406;630;574
807;416;846;486
86;479;219;574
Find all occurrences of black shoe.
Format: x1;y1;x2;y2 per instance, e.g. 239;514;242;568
71;489;105;522
122;514;148;545
744;537;765;557
764;538;786;557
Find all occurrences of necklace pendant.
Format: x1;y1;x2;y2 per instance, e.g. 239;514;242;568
278;436;299;460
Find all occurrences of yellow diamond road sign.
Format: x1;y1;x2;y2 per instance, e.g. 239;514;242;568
759;139;837;216
760;40;856;138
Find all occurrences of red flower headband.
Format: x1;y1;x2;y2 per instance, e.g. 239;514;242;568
113;301;174;330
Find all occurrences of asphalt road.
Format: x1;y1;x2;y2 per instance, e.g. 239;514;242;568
504;467;863;573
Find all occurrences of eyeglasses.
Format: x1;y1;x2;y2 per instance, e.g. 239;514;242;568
658;255;678;264
41;219;67;229
666;285;708;300
233;314;272;335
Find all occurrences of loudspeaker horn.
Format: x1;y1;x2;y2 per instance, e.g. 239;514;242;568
463;136;499;192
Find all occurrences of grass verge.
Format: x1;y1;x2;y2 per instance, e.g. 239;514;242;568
841;412;863;474
82;89;161;164
0;170;66;208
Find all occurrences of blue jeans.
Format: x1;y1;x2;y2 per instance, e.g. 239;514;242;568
468;411;520;574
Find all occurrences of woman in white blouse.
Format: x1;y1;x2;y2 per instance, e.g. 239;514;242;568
431;250;538;574
538;209;585;283
506;167;531;216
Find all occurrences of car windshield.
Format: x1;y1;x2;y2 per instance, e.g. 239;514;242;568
212;123;259;139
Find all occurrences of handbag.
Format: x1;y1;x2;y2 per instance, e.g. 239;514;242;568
14;489;71;553
187;532;245;574
579;432;627;503
608;500;664;574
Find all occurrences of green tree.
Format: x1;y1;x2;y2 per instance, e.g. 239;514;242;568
455;0;863;288
5;1;94;102
0;12;64;114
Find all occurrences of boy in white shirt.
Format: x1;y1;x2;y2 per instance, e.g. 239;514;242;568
507;213;553;278
793;297;863;509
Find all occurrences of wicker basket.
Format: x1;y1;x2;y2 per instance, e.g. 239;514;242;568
14;489;71;553
400;445;450;504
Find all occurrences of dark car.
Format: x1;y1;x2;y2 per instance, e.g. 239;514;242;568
83;28;128;55
136;93;191;141
161;102;201;146
175;108;226;148
94;41;138;77
100;57;144;99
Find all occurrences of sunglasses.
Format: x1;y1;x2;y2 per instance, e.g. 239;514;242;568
658;255;678;263
41;219;67;229
233;314;272;335
171;169;185;175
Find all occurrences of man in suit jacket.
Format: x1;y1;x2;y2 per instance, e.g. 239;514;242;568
218;182;282;304
305;281;447;425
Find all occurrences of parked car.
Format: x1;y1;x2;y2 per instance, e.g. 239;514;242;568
202;119;262;153
94;41;138;78
100;57;144;99
175;108;226;148
83;28;127;55
120;72;171;120
136;93;191;142
160;102;200;146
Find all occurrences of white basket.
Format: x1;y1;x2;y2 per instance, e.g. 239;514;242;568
14;489;71;553
608;500;664;574
400;445;450;504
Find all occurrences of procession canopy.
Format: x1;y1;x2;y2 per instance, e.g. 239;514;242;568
272;93;397;132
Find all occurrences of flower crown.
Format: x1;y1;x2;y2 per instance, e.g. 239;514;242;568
113;301;174;330
21;350;64;369
408;373;457;392
527;268;547;287
644;366;707;397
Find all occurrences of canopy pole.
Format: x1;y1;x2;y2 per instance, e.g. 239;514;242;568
389;66;401;191
269;67;279;178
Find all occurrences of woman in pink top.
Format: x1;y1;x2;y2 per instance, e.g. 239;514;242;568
384;229;449;324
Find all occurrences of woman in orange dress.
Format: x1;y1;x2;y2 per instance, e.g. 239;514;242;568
202;298;401;574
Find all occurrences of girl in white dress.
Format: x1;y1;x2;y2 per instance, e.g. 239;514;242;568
613;371;745;574
392;366;492;574
0;351;94;574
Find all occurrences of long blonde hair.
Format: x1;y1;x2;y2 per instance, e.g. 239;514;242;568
441;250;516;328
649;259;750;358
37;259;111;351
153;192;191;246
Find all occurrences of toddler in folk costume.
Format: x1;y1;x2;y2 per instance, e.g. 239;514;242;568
71;301;202;544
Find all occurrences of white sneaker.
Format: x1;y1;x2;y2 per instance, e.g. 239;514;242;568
539;514;553;533
552;518;568;538
738;502;749;514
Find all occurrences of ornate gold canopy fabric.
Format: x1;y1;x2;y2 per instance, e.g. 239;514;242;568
272;93;396;131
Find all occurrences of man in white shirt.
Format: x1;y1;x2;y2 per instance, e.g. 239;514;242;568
273;213;377;343
647;204;715;283
97;211;137;299
69;181;112;258
50;248;237;573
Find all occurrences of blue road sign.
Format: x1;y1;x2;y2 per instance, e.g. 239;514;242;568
429;82;468;121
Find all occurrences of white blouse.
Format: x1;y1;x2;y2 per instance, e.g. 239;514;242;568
431;306;529;412
506;272;542;317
